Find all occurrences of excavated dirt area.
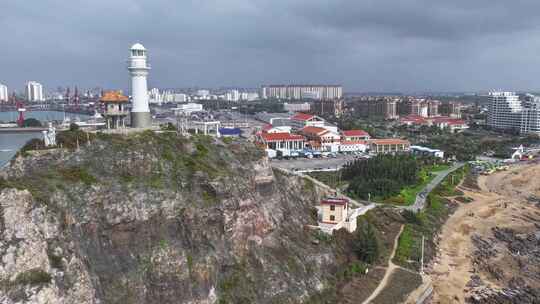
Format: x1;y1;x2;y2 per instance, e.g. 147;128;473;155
428;162;540;304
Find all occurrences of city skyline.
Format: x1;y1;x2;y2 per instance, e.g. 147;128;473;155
3;1;540;92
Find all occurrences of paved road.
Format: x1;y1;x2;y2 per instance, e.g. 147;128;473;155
404;162;466;212
270;155;361;171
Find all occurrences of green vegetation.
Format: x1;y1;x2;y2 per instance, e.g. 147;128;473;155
393;165;470;270
58;166;97;185
344;155;421;201
343;155;447;205
394;225;415;264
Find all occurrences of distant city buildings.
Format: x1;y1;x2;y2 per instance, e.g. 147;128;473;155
0;84;8;102
261;85;343;100
25;81;44;102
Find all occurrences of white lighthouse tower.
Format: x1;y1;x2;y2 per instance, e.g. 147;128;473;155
128;43;152;128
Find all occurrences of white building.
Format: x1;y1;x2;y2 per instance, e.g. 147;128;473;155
173;103;203;115
196;90;210;99
284;102;310;112
241;92;259;101
0;84;8;102
261;85;343;100
520;94;540;136
128;43;152;128
25;81;44;102
487;91;522;131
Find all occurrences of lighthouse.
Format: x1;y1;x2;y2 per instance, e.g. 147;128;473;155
128;43;151;128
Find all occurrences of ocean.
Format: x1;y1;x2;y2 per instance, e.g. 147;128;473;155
0;111;90;168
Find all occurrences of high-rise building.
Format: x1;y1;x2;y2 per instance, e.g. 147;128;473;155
428;100;439;117
520;94;540;135
128;43;152;128
487;92;522;131
439;101;463;118
25;81;44;102
261;85;342;100
0;84;8;102
225;90;240;102
311;99;344;117
355;97;398;119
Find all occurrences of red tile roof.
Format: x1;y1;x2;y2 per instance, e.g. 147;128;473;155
100;91;129;103
260;132;304;142
291;112;314;121
370;139;410;145
321;198;348;206
342;130;370;137
400;114;426;124
432;117;467;125
301;126;327;135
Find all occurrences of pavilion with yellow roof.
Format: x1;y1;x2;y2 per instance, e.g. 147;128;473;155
100;91;129;129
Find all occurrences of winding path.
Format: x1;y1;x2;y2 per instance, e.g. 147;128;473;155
404;162;465;212
361;224;404;304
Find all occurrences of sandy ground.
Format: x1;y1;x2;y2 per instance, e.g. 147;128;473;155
429;162;540;303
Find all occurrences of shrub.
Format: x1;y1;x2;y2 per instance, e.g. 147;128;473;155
14;269;51;285
22;118;42;127
69;123;79;131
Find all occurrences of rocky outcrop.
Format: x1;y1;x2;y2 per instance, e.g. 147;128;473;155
0;133;338;304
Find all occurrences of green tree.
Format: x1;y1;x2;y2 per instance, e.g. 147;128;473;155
69;123;80;131
353;220;379;264
22;118;42;127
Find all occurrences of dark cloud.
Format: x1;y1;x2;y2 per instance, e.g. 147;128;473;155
1;0;540;92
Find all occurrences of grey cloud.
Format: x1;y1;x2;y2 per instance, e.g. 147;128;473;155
1;0;540;92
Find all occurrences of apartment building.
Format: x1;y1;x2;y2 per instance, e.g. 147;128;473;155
0;84;8;102
311;99;344;117
26;81;44;102
486;92;522;131
355;98;398;119
261;85;343;100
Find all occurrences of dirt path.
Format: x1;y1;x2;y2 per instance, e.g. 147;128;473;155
429;163;540;303
362;224;404;304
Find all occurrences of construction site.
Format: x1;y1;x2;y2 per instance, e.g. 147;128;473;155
428;162;540;303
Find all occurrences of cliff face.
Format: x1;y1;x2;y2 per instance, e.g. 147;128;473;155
0;132;337;304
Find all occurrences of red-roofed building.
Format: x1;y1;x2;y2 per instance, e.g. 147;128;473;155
300;126;341;151
290;112;325;129
257;132;305;151
400;114;468;132
369;138;411;154
320;198;349;224
341;130;371;141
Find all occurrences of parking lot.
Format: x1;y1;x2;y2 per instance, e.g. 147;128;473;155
270;154;367;171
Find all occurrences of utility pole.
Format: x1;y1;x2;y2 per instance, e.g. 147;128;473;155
420;235;425;275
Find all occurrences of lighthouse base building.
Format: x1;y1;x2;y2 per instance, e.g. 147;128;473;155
131;112;152;128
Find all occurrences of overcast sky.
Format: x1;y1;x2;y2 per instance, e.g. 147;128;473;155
2;0;540;93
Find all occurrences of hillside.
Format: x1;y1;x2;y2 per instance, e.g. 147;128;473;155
0;131;342;304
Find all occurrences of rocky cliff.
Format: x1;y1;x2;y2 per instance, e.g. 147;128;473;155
0;131;339;304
